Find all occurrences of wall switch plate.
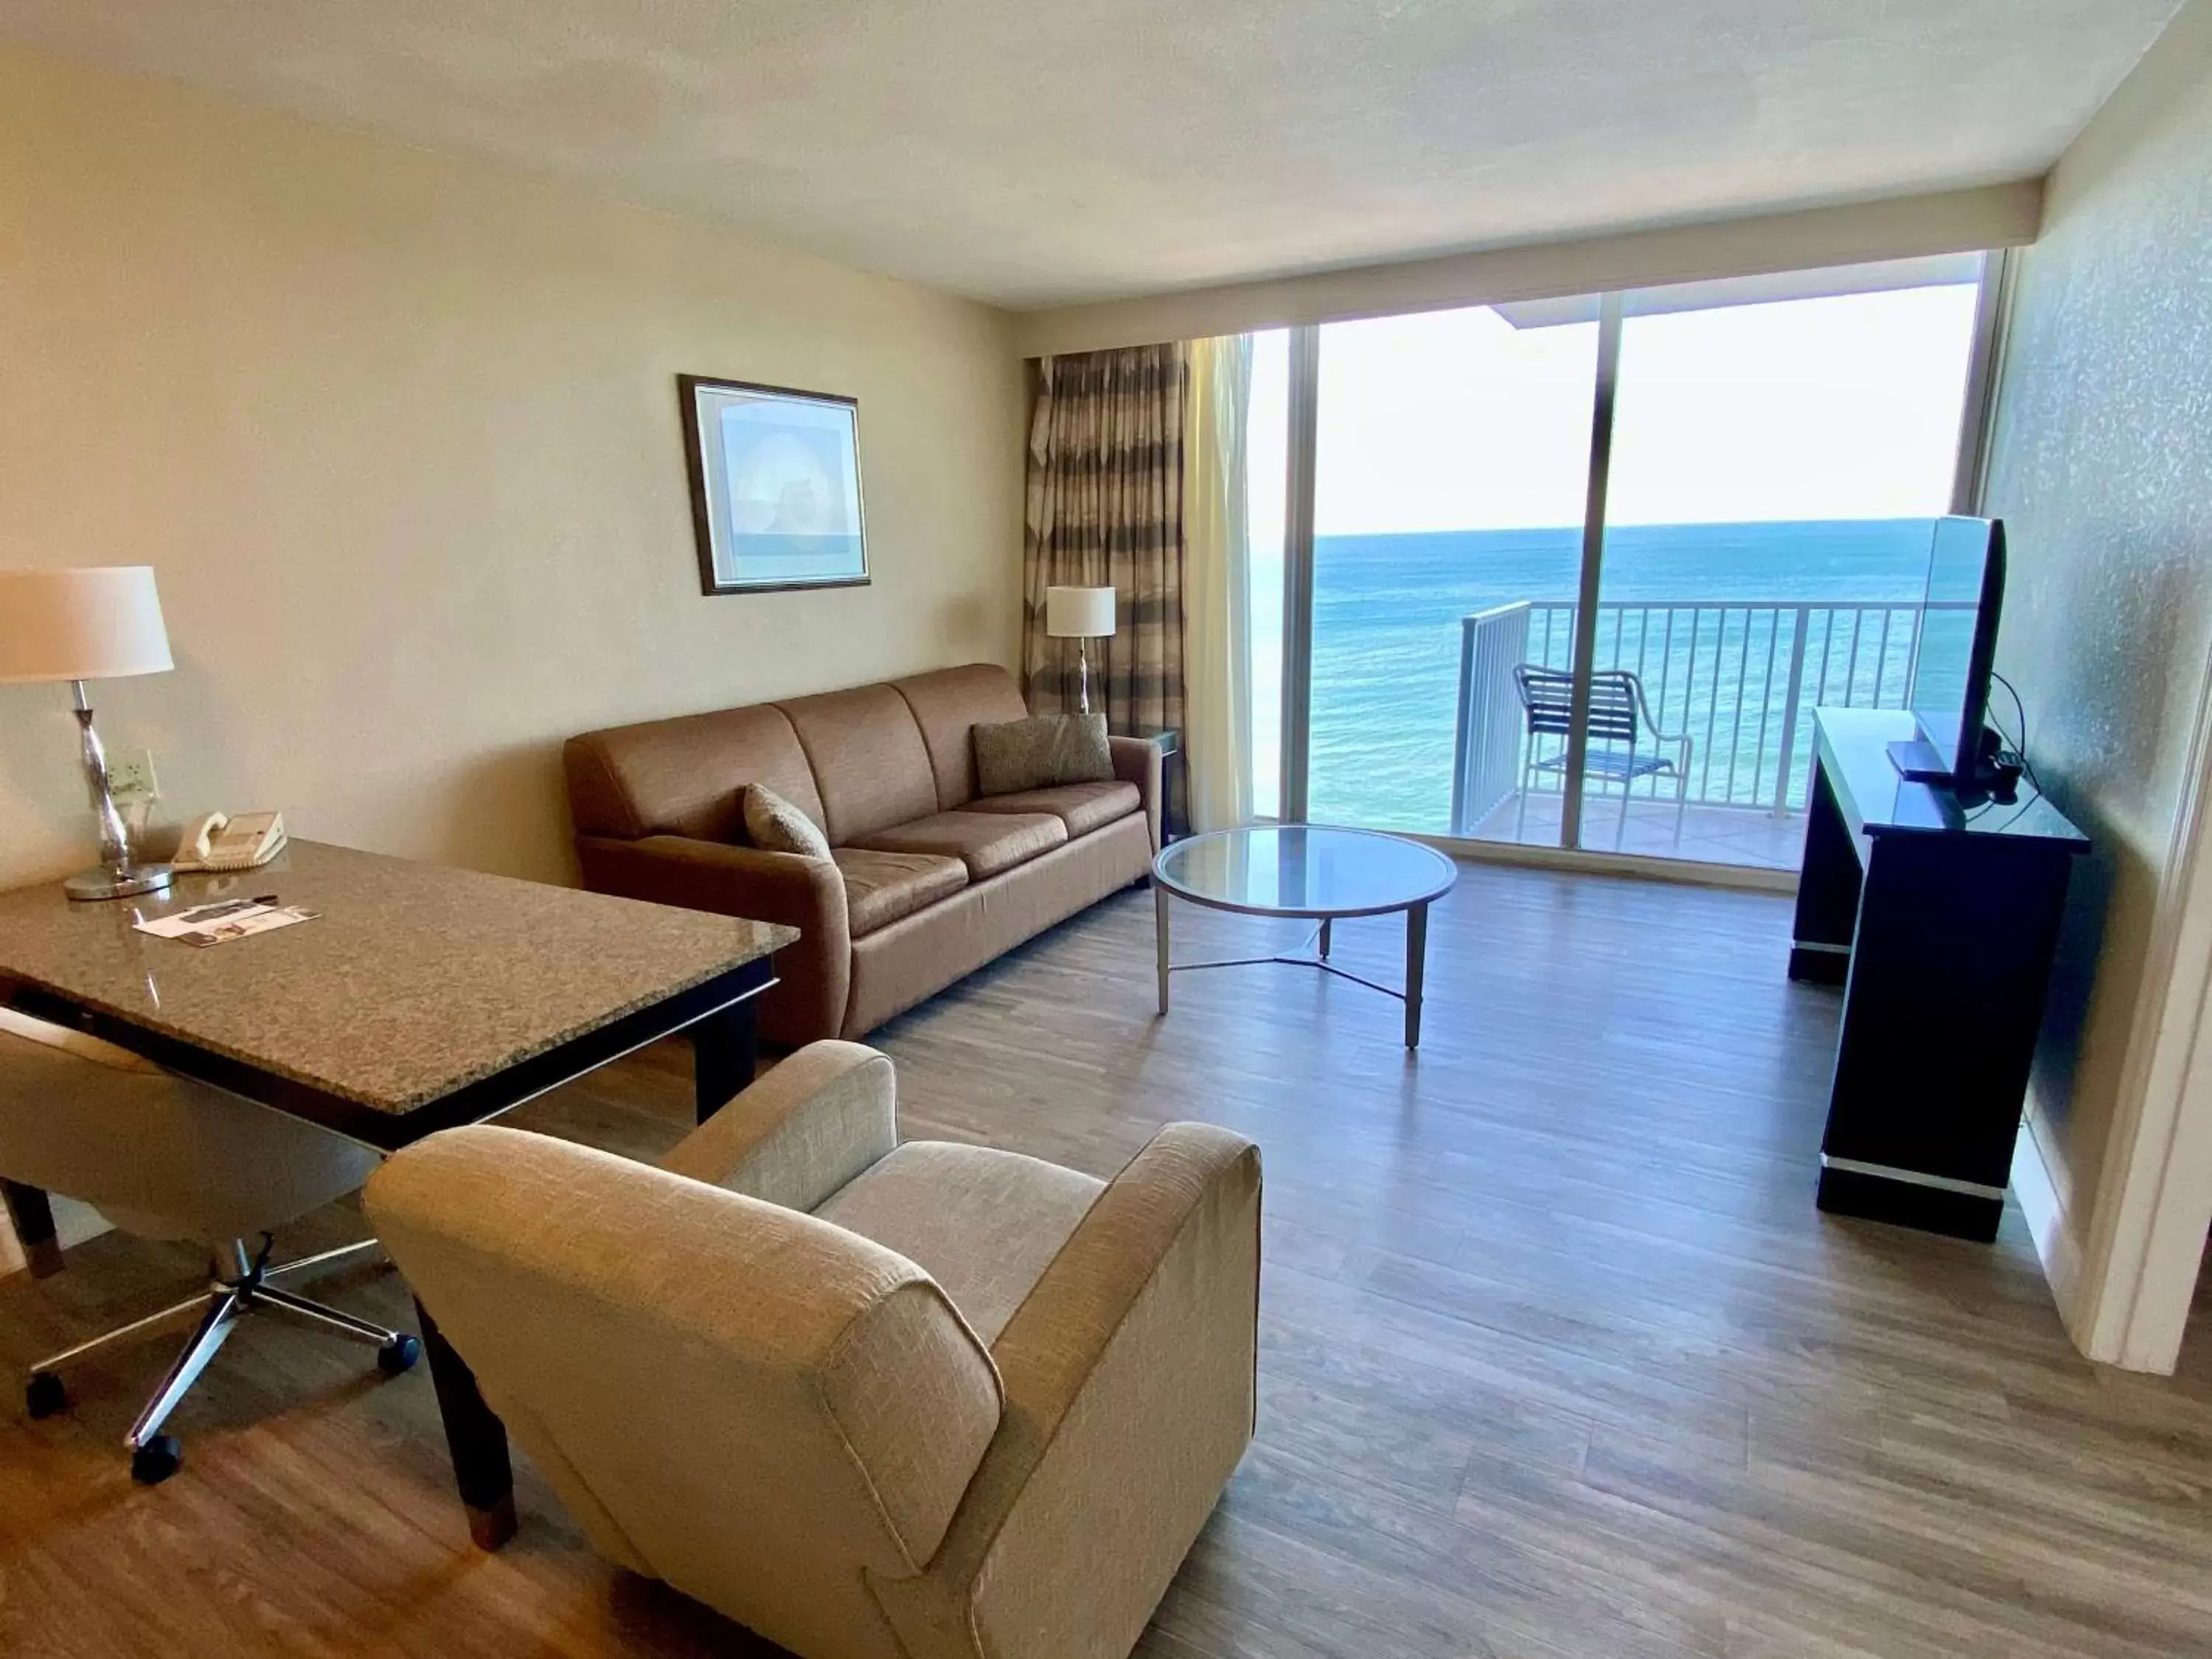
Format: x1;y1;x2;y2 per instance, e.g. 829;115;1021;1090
106;748;160;801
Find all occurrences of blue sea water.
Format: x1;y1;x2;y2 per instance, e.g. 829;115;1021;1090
1301;518;1943;831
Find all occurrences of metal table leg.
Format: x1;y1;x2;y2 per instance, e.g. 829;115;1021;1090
1404;902;1430;1049
1155;883;1171;1015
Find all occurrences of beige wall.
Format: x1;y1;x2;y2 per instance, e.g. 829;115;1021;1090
0;46;1025;894
1981;1;2212;1251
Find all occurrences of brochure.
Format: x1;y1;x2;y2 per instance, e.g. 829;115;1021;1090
133;897;320;948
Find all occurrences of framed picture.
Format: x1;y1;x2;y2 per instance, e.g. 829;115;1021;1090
678;374;869;596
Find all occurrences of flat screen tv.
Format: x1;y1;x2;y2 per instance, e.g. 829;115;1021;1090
1892;515;2006;790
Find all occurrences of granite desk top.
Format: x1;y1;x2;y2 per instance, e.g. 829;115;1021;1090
0;840;794;1115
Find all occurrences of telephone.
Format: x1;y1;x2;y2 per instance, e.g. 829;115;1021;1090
173;810;288;872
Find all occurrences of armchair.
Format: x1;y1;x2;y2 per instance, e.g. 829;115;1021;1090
364;1041;1260;1659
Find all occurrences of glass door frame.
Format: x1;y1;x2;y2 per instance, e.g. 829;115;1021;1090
1268;250;2009;862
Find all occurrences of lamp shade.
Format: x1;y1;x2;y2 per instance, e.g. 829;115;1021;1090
0;567;173;684
1045;585;1117;639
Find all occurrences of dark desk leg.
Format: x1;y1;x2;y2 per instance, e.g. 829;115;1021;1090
417;1300;515;1551
1;1179;64;1279
692;999;760;1124
1790;759;1860;985
1318;918;1333;960
1404;902;1430;1050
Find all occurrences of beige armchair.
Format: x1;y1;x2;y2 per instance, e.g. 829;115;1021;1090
364;1042;1261;1659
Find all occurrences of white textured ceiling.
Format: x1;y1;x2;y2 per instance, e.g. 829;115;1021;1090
0;0;2185;309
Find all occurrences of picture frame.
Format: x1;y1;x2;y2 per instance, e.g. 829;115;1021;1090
678;374;870;596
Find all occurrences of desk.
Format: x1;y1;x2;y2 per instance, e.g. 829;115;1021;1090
1791;709;2087;1241
0;839;793;1548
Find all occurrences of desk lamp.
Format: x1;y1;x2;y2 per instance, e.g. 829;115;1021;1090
0;567;175;900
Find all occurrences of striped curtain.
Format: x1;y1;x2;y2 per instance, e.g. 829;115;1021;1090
1022;343;1189;737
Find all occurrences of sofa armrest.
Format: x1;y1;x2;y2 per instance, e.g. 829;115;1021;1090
658;1040;897;1209
869;1123;1260;1659
575;834;851;1044
1109;736;1163;855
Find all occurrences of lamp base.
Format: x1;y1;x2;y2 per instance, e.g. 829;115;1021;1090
63;863;173;902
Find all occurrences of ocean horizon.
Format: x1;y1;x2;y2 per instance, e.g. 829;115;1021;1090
1288;517;1944;831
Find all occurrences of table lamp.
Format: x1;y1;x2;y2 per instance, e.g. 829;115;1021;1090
0;566;176;901
1045;584;1117;716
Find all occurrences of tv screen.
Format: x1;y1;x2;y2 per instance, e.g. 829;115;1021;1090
1907;515;2006;787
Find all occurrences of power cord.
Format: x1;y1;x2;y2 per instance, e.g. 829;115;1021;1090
1988;671;2045;799
1968;670;2045;827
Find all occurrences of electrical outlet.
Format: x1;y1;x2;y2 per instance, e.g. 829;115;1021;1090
106;748;160;801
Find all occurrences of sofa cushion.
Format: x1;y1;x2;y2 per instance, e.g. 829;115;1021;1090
830;849;967;939
745;784;832;860
566;704;824;843
813;1141;1104;1343
963;780;1141;841
973;713;1113;797
844;811;1068;881
776;684;939;844
894;664;1029;812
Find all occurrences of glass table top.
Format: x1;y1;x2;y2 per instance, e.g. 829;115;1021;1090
1154;827;1458;917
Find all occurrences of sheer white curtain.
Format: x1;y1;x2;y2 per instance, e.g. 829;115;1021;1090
1181;335;1254;832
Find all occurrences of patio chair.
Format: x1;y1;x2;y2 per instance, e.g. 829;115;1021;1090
1511;665;1694;849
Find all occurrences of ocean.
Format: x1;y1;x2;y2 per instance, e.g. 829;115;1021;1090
1291;518;1945;831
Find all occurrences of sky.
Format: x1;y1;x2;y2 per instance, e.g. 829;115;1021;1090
1245;282;1982;547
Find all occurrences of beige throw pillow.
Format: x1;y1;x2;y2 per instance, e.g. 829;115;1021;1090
742;783;831;860
973;713;1114;796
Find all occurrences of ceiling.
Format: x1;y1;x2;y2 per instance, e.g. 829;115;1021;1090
0;0;2185;310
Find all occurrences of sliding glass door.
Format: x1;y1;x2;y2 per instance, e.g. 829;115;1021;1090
1241;252;1998;873
1305;306;1599;838
1580;262;1988;867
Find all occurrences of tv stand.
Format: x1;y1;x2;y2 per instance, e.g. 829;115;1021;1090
1792;708;2087;1241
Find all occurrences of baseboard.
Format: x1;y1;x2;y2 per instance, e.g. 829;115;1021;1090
1403;830;1799;894
2011;1098;2084;1336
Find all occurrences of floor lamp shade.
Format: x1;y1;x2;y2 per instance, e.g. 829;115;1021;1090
1045;585;1118;639
0;567;173;683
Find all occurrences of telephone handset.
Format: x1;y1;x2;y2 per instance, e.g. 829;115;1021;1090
174;810;288;872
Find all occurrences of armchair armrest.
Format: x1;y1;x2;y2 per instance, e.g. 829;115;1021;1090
659;1040;897;1211
576;833;852;1044
1110;736;1164;854
870;1123;1261;1659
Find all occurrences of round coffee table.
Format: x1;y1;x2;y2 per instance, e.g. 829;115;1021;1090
1151;826;1458;1048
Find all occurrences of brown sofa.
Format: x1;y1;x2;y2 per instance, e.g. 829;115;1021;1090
564;664;1159;1046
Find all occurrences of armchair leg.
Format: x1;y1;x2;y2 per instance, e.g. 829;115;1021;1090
417;1299;516;1551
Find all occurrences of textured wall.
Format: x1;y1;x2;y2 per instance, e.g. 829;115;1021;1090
0;46;1024;894
1982;1;2212;1228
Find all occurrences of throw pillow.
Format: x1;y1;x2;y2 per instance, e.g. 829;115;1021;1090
973;713;1114;796
742;783;831;860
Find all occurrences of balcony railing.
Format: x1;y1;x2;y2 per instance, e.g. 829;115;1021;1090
1450;598;1976;835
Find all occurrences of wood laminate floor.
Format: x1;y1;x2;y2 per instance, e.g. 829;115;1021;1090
3;863;2209;1658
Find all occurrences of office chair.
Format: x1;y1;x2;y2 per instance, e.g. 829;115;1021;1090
0;1006;417;1484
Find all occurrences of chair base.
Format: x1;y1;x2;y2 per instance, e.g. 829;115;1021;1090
24;1235;417;1484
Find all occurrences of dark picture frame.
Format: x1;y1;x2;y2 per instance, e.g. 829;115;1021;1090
678;374;871;597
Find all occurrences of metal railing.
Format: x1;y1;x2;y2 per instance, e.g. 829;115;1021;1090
1450;598;1976;833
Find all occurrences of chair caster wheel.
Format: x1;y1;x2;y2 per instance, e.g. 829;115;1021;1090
377;1334;421;1377
131;1435;183;1485
26;1371;67;1419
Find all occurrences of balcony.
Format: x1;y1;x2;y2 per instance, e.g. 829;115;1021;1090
1450;597;1972;870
